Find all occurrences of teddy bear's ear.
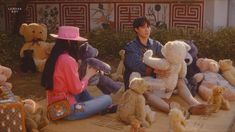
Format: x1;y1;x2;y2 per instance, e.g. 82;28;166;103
209;61;219;72
119;49;125;56
196;58;204;67
40;23;47;29
19;23;28;35
225;59;233;65
161;41;171;57
183;42;191;51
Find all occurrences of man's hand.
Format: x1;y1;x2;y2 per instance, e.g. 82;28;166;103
154;67;171;78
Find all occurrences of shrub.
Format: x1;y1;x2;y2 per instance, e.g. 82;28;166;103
0;33;23;69
1;27;235;71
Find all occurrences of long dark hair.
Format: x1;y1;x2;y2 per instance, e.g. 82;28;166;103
41;39;79;90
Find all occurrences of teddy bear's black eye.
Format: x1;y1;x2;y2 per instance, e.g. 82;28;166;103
40;31;42;34
32;30;35;33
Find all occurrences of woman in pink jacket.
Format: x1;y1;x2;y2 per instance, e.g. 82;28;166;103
41;26;112;120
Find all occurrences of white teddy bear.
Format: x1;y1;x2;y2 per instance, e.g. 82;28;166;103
143;40;190;99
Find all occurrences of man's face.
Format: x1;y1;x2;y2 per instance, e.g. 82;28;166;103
134;23;151;39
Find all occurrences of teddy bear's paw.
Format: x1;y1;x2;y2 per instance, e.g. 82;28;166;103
142;121;150;128
144;50;153;58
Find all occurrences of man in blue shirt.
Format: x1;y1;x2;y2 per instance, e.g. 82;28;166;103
124;16;201;113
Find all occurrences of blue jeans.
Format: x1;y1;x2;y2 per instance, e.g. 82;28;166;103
65;93;112;120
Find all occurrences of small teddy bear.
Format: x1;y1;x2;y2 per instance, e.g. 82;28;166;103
22;99;49;132
219;59;235;87
207;86;230;113
111;49;125;81
193;58;235;101
117;72;156;128
130;119;145;132
143;40;190;99
169;107;186;132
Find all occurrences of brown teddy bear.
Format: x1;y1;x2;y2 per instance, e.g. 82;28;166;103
22;99;49;132
111;49;125;81
193;58;235;101
19;23;54;72
117;72;156;128
207;86;230;112
219;59;235;87
169;108;186;132
130;119;145;132
0;65;12;86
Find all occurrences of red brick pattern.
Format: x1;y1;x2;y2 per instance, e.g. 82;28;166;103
171;3;203;29
2;0;204;33
25;4;35;23
61;3;89;34
117;3;143;31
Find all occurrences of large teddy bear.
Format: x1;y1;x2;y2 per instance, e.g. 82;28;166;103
22;99;49;132
143;40;190;99
19;23;54;72
183;40;201;96
194;58;235;101
219;59;235;87
117;72;156;128
78;42;124;95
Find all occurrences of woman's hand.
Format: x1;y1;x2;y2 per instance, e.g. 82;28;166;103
154;67;171;78
84;65;98;79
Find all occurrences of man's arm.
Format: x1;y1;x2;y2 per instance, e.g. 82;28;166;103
124;44;151;76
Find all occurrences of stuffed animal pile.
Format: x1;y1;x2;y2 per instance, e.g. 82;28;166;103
143;40;190;99
117;72;156;128
193;58;235;101
19;23;54;72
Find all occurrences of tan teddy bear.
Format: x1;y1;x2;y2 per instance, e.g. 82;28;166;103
19;23;54;72
207;86;230;112
111;49;125;81
169;107;186;132
22;99;49;132
130;119;145;132
0;65;13;91
219;59;235;87
117;72;156;128
143;40;190;99
193;58;235;101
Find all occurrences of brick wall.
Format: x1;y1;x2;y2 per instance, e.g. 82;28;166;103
0;0;204;34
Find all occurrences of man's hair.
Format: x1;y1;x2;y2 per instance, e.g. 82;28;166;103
133;16;150;29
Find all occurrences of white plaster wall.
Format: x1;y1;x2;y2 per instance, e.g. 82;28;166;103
214;0;228;30
204;0;229;30
204;0;215;29
228;0;235;26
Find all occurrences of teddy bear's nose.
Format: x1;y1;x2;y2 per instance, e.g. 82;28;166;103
185;58;190;63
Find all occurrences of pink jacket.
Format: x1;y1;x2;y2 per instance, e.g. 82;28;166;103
47;53;89;105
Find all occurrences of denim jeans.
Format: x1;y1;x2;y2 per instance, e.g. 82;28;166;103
64;94;112;120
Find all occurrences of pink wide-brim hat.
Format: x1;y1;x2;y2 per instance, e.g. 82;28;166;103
50;26;87;41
